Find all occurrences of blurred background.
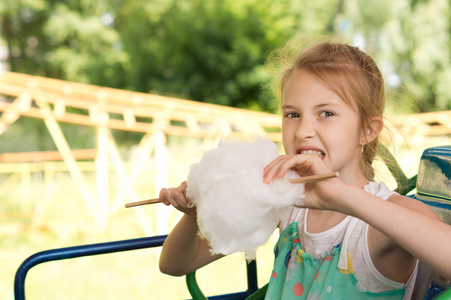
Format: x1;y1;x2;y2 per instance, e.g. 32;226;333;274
1;0;451;299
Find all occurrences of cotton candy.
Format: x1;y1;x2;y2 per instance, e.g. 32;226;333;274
186;137;305;259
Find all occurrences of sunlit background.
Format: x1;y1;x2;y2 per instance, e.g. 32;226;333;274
1;0;451;299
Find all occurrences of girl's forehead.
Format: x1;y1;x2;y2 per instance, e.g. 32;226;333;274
282;69;359;110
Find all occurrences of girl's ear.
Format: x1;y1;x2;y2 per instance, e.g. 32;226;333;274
361;117;383;145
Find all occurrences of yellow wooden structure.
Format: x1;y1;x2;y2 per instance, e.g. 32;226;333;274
0;72;282;234
1;71;450;234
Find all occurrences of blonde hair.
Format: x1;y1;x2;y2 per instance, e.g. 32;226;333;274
269;37;385;180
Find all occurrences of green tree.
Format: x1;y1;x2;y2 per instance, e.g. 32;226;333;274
1;0;129;87
336;0;451;112
0;0;50;75
3;0;449;114
1;0;346;112
114;0;305;111
43;1;129;87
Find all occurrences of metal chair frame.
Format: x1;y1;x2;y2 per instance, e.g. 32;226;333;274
13;235;259;300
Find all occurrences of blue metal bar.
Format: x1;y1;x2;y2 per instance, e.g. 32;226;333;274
14;235;167;300
208;291;253;299
246;260;258;294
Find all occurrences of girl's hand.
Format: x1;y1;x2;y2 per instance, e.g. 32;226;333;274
159;181;197;216
263;153;343;211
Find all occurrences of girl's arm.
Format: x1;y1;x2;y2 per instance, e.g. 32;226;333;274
263;154;451;280
159;214;223;276
342;187;451;280
158;182;223;276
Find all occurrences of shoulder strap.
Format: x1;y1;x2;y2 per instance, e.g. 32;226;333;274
337;217;360;270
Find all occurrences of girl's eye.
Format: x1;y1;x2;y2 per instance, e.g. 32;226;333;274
319;111;335;118
285;112;300;119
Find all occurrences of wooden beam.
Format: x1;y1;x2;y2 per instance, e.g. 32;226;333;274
0;149;97;163
0;72;282;128
96;120;110;229
0;101;283;141
36;100;97;219
109;131;156;211
106;131;153;235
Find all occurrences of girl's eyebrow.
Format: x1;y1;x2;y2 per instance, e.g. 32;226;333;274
281;104;298;110
282;102;339;110
314;103;338;109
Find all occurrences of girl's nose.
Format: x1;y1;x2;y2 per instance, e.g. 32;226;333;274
296;118;315;140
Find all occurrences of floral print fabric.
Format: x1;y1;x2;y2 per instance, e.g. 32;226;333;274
265;222;405;299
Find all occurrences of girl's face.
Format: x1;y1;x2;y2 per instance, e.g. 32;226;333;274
282;69;366;184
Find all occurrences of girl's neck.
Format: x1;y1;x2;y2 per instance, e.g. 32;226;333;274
306;173;370;234
338;168;370;190
306;209;348;234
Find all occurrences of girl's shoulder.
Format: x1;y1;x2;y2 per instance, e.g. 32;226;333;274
370;181;438;220
364;181;397;200
387;193;439;220
278;206;307;232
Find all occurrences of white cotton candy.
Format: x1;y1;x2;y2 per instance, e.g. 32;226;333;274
186;137;305;259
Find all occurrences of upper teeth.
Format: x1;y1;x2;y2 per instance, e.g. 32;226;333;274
300;150;323;157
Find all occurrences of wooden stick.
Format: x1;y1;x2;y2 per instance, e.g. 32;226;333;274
288;171;339;184
124;171;339;208
125;198;162;208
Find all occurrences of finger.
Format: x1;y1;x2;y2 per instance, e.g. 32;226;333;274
296;153;330;175
264;154;320;184
263;155;287;173
162;188;181;208
176;181;188;197
274;156;306;180
171;189;190;208
263;156;291;183
263;157;282;183
180;182;195;208
273;155;302;173
180;181;187;191
263;157;279;175
159;188;171;206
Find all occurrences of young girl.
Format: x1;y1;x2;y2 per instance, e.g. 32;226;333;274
159;38;450;299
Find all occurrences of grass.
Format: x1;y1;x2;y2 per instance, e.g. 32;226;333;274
1;135;450;299
1;188;277;300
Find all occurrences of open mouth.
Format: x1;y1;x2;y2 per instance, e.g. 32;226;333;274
298;150;325;159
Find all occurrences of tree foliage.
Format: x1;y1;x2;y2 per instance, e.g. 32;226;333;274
337;0;451;112
1;0;450;114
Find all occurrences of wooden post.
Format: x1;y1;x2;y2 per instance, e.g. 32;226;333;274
44;162;55;204
36;100;97;220
96;110;110;230
106;131;153;236
20;164;32;211
31;161;45;226
153;121;169;234
0;94;28;135
109;131;156;212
